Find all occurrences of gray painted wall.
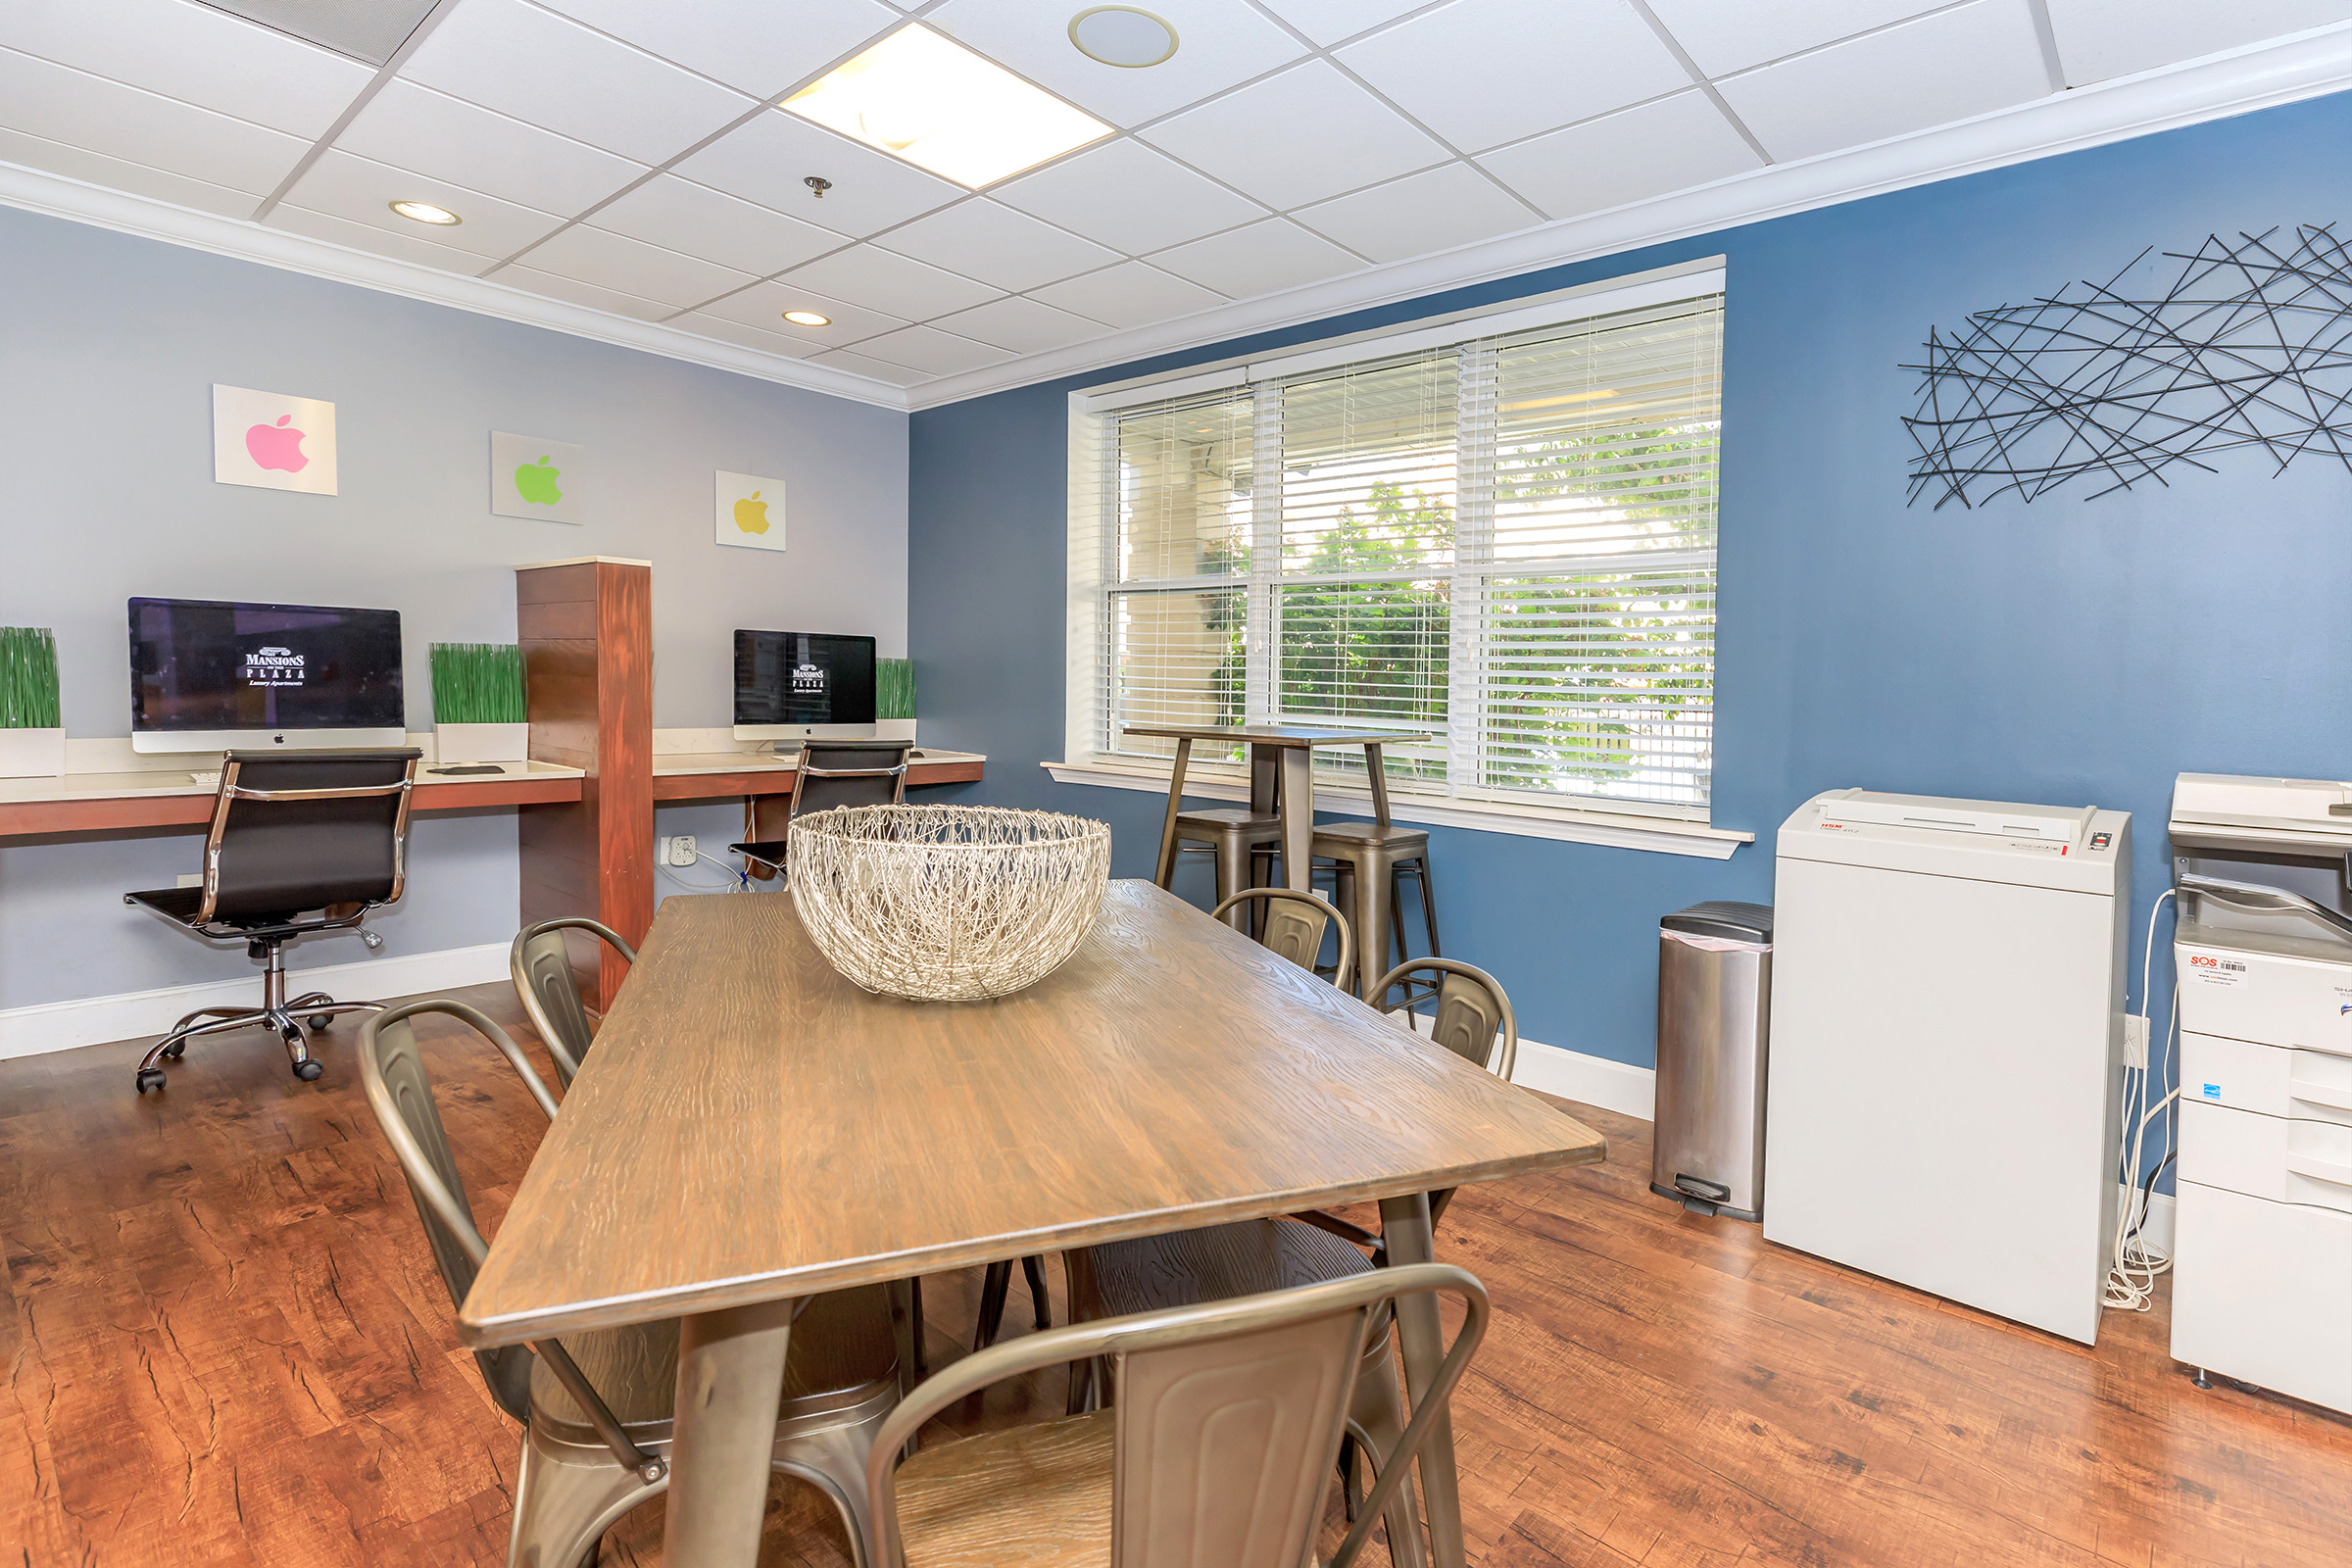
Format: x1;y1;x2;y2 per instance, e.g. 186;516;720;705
0;204;906;1009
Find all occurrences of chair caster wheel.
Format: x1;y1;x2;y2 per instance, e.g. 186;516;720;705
135;1068;167;1094
162;1042;185;1059
308;1014;333;1032
292;1059;324;1082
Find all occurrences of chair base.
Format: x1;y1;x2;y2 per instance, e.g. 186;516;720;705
132;938;382;1092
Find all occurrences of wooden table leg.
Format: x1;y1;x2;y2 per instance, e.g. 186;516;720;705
1380;1192;1465;1568
1278;745;1314;892
665;1298;797;1568
1152;737;1193;889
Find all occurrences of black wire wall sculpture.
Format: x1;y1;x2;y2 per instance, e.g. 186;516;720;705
1904;224;2352;508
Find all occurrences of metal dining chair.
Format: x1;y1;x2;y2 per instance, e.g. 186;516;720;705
864;1263;1489;1568
509;915;638;1090
356;999;901;1568
1208;886;1353;987
731;740;912;876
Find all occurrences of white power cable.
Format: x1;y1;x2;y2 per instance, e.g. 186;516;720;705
2105;887;2179;1311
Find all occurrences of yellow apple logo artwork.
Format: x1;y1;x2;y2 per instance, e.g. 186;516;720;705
733;490;770;534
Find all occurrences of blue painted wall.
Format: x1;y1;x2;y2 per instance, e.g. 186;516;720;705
910;89;2352;1075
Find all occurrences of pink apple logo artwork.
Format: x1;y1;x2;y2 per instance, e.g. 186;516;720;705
214;384;337;494
245;415;309;472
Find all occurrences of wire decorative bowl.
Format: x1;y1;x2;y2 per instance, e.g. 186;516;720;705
787;804;1112;1002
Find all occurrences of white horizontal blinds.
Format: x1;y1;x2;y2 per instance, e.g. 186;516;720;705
1476;296;1722;812
1274;351;1456;783
1106;387;1254;762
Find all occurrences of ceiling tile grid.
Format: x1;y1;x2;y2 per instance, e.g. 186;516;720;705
0;0;2345;402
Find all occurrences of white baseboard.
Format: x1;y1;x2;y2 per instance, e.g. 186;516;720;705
1508;1035;1656;1121
0;942;511;1061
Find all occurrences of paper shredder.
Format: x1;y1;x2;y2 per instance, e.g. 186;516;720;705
1651;901;1773;1221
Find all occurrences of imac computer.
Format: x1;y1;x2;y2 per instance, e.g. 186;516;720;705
731;630;877;747
128;597;406;754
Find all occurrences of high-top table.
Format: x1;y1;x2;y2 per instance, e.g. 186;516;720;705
457;880;1604;1568
1124;723;1431;894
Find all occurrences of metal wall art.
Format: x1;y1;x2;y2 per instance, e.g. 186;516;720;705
1905;224;2352;508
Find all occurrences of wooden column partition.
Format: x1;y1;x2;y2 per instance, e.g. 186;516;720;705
516;557;653;1011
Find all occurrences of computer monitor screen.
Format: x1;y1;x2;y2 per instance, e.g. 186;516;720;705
128;597;406;754
732;630;877;740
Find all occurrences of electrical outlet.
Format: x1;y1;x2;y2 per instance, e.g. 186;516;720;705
2124;1013;2149;1069
663;835;697;868
176;873;204;889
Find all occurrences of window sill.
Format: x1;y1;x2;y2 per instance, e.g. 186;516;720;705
1040;760;1753;860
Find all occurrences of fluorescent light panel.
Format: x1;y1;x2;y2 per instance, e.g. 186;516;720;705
783;24;1110;189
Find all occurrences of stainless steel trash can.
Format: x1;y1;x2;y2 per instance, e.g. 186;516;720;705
1651;902;1773;1221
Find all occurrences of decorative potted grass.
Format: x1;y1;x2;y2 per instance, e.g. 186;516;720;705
878;657;916;728
0;627;64;778
430;642;528;764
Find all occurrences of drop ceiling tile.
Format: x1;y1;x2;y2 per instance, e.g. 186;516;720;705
1642;0;1952;76
539;0;901;98
1717;0;2051;164
2045;0;2352;85
853;324;1013;375
589;174;844;276
675;109;964;238
995;139;1266;256
282;149;565;260
1029;261;1227;327
195;0;438;66
334;81;649;219
776;247;999;320
0;124;259;219
268;203;499;274
926;0;1307;129
500;262;675;322
695;279;907;347
518;221;759;309
1294;162;1538;263
1150;218;1360;299
1251;0;1435;47
0;45;309;195
811;348;933;387
1143;60;1450;211
0;0;369;138
1338;0;1692;153
397;0;757;165
1477;91;1760;220
874;200;1119;293
931;295;1110;352
676;311;824;359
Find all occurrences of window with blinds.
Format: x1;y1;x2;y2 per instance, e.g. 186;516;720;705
1070;275;1723;820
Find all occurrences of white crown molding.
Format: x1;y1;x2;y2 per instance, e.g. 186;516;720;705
0;160;911;412
907;22;2352;410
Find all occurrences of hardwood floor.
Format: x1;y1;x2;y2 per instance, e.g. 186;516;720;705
4;980;2346;1566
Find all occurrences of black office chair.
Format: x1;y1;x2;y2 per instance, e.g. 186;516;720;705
728;739;911;877
123;748;420;1093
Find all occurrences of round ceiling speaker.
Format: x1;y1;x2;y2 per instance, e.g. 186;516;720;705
1068;6;1180;69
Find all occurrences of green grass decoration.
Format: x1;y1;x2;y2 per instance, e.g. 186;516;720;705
877;657;916;720
430;643;526;725
0;627;61;729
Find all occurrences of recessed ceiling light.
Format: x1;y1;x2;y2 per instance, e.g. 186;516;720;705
1069;6;1179;68
388;199;461;225
783;311;832;327
782;23;1110;188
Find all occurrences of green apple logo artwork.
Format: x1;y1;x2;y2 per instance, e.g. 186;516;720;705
514;455;563;506
733;490;770;534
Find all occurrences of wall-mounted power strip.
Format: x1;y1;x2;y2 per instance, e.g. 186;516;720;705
663;835;697;867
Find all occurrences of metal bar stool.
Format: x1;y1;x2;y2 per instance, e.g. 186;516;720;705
1314;820;1442;1004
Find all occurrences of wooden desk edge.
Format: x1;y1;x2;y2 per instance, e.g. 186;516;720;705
652;758;985;802
456;1136;1604;1348
0;771;585;837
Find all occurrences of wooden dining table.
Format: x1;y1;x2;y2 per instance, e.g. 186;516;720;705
458;879;1605;1568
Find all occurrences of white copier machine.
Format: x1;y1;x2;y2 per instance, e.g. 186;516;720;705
2170;773;2352;1412
1767;790;2129;1345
